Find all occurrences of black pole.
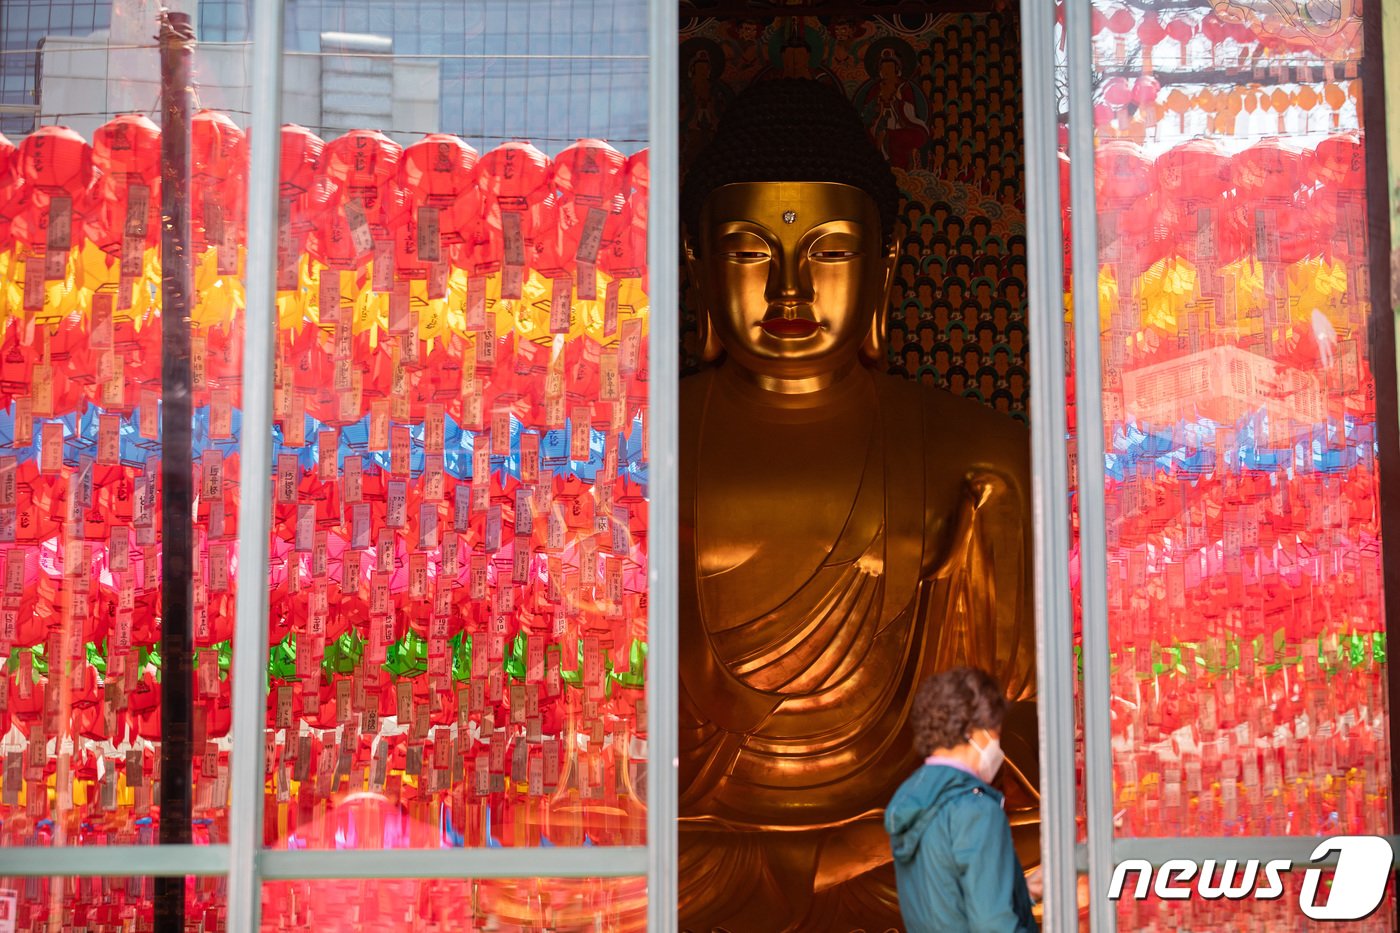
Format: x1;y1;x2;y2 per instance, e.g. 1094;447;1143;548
1359;6;1400;928
156;11;195;932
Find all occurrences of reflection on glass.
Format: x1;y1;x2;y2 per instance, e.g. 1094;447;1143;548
0;20;245;848
263;876;645;931
260;0;651;851
261;126;650;851
0;875;211;929
1069;0;1388;855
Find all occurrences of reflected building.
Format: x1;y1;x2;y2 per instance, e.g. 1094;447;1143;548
4;0;648;153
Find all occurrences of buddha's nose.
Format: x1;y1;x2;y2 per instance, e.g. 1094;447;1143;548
766;256;813;312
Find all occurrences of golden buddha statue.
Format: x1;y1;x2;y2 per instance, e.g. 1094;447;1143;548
678;79;1038;933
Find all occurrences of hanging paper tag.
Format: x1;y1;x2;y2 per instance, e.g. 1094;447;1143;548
276;453;299;504
295;503;315;552
369;400;390;451
424;403;445;455
32;365;53;419
345;198;374;256
386;480;408;528
550;278;572;334
343;456;363;504
389;281;412;334
485;505;503;553
423;453;444;501
377;529;396;574
319;268;341;323
98;413;121;466
427;260;449;301
604;279;621;337
417;206;441;263
515;487;534;537
391;425;411;475
371;239;395;292
470;555;488;599
570;406;593;461
466;275;487;331
418;502;439;551
45;196;72;280
502;210;526;266
40;422;63;474
619;317;642;373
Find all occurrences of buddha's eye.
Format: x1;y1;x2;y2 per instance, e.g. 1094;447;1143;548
718;232;770;263
809;234;861;261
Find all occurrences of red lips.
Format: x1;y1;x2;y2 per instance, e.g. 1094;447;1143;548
759;318;820;337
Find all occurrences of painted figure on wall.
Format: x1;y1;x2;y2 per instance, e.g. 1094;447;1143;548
856;40;931;171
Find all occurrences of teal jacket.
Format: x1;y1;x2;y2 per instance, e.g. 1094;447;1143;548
885;764;1038;933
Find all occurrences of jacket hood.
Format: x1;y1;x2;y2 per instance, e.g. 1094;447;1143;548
886;765;1000;863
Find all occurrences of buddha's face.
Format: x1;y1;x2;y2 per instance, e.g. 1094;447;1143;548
691;182;892;376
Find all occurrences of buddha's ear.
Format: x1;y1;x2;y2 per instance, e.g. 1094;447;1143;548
684;232;725;364
860;244;897;366
880;242;897;308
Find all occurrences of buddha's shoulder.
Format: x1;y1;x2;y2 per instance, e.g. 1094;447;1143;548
874;374;1029;476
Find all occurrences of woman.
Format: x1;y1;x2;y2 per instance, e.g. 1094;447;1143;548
886;666;1041;932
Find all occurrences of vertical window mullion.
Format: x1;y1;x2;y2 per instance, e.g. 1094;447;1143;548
1019;0;1078;927
227;0;287;928
645;0;677;931
1063;0;1114;928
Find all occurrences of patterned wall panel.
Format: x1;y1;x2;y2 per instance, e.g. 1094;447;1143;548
679;11;1028;421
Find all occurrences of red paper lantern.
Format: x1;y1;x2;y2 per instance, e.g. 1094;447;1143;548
1166;17;1194;64
475;141;552;274
0;132;21;245
601;149;648;280
1102;77;1133;109
322;129;404;234
1107;8;1135;36
92;114;160;180
86;114;162;257
1232;137;1307;197
191;109;248;251
1312;132;1365;191
1137;13;1166;51
400;134;479;207
1095;140;1152;201
395;134;479;274
1155;138;1231;202
1201;12;1229;46
280;123;324;198
545;139;627;278
10;125;93;251
19;125;93;197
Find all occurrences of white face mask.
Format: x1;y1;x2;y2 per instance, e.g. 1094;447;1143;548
969;733;1004;783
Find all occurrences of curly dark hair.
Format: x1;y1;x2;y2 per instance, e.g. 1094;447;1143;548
909;666;1007;757
680;78;901;247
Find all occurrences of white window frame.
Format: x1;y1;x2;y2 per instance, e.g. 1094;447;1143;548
0;0;679;930
1036;2;1399;931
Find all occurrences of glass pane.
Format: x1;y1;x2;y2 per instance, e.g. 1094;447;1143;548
0;875;213;928
262;876;645;931
0;4;249;851
1071;0;1388;840
263;0;650;851
675;9;1034;932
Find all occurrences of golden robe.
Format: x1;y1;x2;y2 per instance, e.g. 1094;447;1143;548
678;365;1036;933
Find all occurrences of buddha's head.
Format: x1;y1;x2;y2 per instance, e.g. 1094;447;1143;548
682;79;899;385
